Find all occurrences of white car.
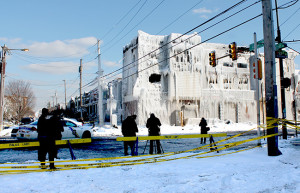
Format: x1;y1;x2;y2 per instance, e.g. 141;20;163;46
16;118;92;140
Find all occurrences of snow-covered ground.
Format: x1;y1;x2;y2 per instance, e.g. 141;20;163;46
0;121;299;193
91;119;257;138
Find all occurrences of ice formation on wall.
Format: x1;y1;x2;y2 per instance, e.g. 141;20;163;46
122;31;297;125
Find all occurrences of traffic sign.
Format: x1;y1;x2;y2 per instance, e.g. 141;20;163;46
249;39;264;51
249;40;287;51
275;50;288;59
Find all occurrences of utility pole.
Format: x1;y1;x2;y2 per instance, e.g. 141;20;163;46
79;59;83;118
262;0;281;156
55;91;57;106
274;0;288;139
0;45;28;131
109;82;113;126
51;96;55;107
0;46;7;131
97;40;104;126
63;80;67;109
293;75;298;137
254;32;261;145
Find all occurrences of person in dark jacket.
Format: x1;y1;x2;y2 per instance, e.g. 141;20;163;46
50;110;64;161
47;110;64;169
199;117;208;144
121;115;138;156
146;113;162;154
37;108;49;168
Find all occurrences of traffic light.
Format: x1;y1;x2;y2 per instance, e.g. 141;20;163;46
229;42;237;60
281;77;291;88
149;73;161;83
253;59;262;80
209;51;216;67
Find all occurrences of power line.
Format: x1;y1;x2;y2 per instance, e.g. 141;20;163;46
122;13;262;81
100;0;251;80
155;0;205;35
101;0;166;55
287;46;300;54
101;0;148;49
99;0;143;40
283;22;300;40
283;39;300;42
278;0;299;9
280;5;300;27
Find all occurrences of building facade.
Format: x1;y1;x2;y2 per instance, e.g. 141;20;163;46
122;31;297;125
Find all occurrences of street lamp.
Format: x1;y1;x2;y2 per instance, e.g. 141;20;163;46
0;44;29;131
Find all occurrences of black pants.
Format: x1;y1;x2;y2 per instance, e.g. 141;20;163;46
38;136;48;163
150;140;161;154
201;137;206;144
124;141;135;156
38;136;56;168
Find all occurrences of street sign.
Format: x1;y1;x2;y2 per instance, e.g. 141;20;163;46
275;42;287;51
275;50;288;59
249;39;264;51
249;40;287;51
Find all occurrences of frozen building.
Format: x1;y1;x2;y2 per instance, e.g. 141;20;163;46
122;31;297;125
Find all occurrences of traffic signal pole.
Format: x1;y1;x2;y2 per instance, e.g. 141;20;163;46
274;0;288;139
261;0;281;156
254;32;261;146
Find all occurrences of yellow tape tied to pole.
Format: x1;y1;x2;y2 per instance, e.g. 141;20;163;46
0;138;92;150
116;133;227;141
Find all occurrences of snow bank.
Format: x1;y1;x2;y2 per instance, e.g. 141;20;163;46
0;138;299;193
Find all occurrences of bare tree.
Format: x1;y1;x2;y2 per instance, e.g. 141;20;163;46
4;80;36;122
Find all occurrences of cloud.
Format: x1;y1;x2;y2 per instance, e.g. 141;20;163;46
27;37;98;58
103;60;122;67
0;37;22;45
23;61;78;74
193;8;213;14
193;7;214;19
22;61;97;75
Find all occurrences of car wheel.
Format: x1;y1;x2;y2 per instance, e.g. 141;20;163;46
82;131;91;138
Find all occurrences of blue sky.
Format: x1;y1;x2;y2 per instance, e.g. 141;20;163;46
1;0;300;112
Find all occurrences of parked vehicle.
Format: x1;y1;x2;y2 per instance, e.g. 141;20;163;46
20;117;34;125
16;118;92;140
0;125;18;138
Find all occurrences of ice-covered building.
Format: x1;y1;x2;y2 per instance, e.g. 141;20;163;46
122;31;297;125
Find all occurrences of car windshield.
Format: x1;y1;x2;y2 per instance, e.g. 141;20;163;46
29;121;38;126
21;118;32;124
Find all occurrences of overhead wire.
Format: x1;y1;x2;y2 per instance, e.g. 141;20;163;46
121;14;262;81
101;0;148;49
102;0;295;82
282;22;300;40
101;0;166;55
100;0;252;80
278;0;299;9
119;0;262;80
155;0;205;35
100;0;144;40
280;4;300;27
287;46;300;54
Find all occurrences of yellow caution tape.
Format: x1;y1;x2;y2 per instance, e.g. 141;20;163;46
0;125;280;175
0;131;273;172
0;133;276;175
116;133;227;141
0;127;256;166
0;138;91;150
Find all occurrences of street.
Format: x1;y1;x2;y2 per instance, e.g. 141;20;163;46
0;131;263;163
